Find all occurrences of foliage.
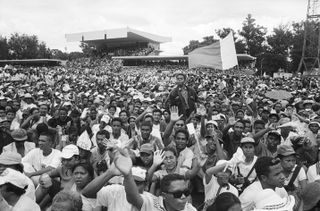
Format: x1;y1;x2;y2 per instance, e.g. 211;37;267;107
182;36;218;55
0;36;9;59
239;14;267;57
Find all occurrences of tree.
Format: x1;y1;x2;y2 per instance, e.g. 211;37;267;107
290;21;305;72
183;40;200;55
239;14;267;56
0;36;9;59
267;24;293;56
80;42;96;57
37;42;51;59
8;33;40;59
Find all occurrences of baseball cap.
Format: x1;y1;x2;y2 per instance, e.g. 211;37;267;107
140;143;154;155
240;137;256;145
11;128;28;141
206;120;218;127
277;145;296;157
132;166;147;182
61;144;79;159
0;168;28;189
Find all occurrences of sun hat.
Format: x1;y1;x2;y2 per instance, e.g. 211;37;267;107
140;143;154;155
0;152;23;169
0;168;29;189
132;166;147;182
253;188;295;211
206;120;218;127
61;144;79;159
11;128;28;141
277;145;296;157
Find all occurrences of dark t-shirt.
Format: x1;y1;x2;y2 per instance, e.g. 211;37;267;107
0;130;14;153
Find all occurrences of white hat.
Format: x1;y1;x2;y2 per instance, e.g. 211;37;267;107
240;137;255;144
132;166;147;182
206;120;218;127
253;189;295;211
0;168;28;189
77;130;92;151
61;144;79;159
24;93;32;98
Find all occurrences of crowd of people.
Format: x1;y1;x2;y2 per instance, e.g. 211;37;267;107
0;57;320;211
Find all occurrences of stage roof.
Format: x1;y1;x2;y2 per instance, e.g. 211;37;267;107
65;27;172;48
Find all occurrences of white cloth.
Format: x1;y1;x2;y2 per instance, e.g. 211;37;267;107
239;181;288;211
177;147;194;169
22;148;61;171
97;184;146;211
12;195;40;211
307;163;320;183
3;142;36;158
283;165;306;187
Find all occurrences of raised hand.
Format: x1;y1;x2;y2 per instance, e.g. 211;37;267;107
170;106;183;122
114;148;133;176
153;150;165;166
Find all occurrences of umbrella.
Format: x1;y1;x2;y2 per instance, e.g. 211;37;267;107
265;90;293;100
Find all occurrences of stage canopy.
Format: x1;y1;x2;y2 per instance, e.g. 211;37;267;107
65;27;172;49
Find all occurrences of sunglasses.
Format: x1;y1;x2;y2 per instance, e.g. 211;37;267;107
166;189;190;198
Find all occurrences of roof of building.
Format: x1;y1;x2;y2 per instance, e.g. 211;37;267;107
65;27;172;48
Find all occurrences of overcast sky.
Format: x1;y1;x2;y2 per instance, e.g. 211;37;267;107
0;0;307;55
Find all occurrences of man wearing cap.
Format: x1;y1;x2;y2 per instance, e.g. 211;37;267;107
204;160;239;209
277;145;307;194
3;129;35;157
0;168;40;211
305;121;320;146
166;73;198;118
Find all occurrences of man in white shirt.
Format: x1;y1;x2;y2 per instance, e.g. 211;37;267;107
22;133;61;186
240;156;288;211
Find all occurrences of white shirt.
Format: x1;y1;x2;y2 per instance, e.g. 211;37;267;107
22;148;61;171
203;175;238;203
141;194;197;211
12;195;40;211
283;165;306;187
307;163;320;183
97;184;151;211
235;156;258;183
239;181;288;211
3;142;36;158
177;147;194;169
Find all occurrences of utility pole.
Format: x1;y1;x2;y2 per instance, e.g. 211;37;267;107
297;0;320;74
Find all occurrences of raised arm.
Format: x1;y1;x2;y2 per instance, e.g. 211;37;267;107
114;149;144;210
82;163;120;198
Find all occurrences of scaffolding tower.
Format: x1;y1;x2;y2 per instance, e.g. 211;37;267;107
298;0;320;73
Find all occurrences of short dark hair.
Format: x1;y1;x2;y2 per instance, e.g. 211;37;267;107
119;110;128;116
96;130;110;139
160;173;186;193
207;192;240;211
72;163;94;180
254;120;265;127
174;128;189;141
152;109;162;115
163;146;178;157
51;190;82;211
175;73;186;80
140;121;153;129
111;117;122;125
255;156;281;180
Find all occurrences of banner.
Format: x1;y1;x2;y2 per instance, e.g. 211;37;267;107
188;33;238;70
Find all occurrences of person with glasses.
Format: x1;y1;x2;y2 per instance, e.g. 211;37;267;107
114;148;197;211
